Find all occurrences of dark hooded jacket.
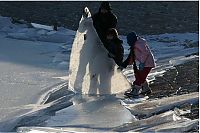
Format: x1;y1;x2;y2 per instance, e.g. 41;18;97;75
107;38;124;66
92;2;117;49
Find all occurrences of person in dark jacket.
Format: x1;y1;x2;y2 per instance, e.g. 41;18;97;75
106;28;124;67
92;1;117;50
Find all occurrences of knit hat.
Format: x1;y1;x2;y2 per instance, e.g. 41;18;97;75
127;32;138;46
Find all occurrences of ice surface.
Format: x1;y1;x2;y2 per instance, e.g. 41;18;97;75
45;96;135;129
18;106;198;132
18;127;104;132
113;109;187;132
122;92;199;117
144;119;199;132
0;14;198;132
0;17;73;131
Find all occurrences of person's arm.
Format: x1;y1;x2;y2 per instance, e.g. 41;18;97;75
92;14;99;29
107;13;117;28
92;14;107;45
114;44;123;66
121;50;132;68
110;14;117;28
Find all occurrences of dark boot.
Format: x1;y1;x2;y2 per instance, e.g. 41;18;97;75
140;81;152;95
124;85;142;98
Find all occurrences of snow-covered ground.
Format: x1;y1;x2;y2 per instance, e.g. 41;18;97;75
0;16;75;131
0;16;199;132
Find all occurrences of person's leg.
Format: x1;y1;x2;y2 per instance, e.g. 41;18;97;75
125;68;152;96
133;70;143;86
141;80;152;95
124;84;142;97
139;67;152;84
140;67;152;95
124;70;142;97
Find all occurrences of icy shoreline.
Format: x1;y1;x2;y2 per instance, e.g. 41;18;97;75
0;16;199;132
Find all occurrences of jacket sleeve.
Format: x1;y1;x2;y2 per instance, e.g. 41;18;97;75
114;44;124;66
108;14;117;28
111;15;117;28
121;50;133;68
134;41;149;63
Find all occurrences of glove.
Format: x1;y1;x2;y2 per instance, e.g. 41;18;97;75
139;63;145;70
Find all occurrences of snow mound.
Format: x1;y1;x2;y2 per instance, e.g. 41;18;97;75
0;16;75;43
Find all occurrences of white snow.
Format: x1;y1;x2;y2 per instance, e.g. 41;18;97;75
31;23;54;31
169;55;198;66
0;15;198;132
0;16;74;131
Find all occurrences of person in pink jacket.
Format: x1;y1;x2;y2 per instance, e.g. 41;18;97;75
120;32;156;97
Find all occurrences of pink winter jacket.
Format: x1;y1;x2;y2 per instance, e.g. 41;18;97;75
131;38;156;68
